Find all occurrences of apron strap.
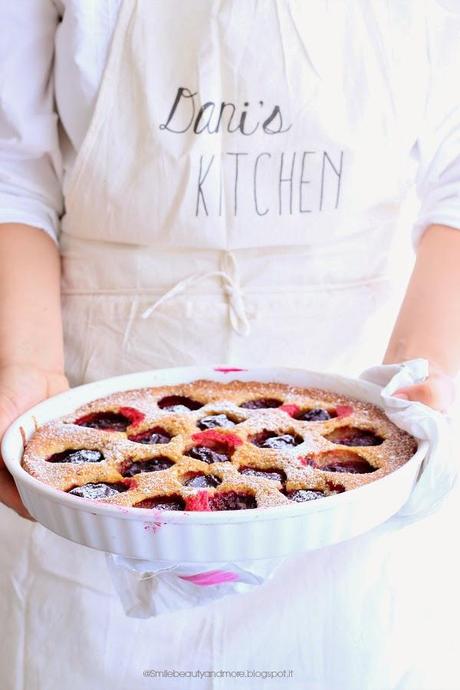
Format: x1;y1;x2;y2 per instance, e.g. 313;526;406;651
141;251;251;336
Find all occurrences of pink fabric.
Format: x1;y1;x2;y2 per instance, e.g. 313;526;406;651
179;570;240;586
213;367;248;373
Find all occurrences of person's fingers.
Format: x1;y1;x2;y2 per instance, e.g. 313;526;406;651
0;389;19;436
0;367;68;519
393;376;456;411
0;391;21;474
0;385;38;519
0;468;34;520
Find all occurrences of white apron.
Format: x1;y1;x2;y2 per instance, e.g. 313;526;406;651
1;2;458;689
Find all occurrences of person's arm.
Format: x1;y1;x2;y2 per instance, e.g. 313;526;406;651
385;6;460;410
384;224;459;410
0;3;63;517
0;224;67;518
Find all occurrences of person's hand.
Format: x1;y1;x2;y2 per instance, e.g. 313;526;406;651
0;364;69;519
392;361;456;412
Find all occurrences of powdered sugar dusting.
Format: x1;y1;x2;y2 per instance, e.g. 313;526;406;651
22;379;418;510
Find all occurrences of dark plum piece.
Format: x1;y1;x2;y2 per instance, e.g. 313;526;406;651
186;446;231;464
239;467;286;482
198;414;236;430
74;411;131;432
324;426;383;447
122;457;174;477
251;430;302;449
47;449;104;464
262;434;299;449
157;395;202;412
307;450;377;474
134;494;185;510
128;426;171;444
322;458;376;474
297;408;332;422
285;489;325;502
240;398;282;409
210;491;257;510
67;482;128;499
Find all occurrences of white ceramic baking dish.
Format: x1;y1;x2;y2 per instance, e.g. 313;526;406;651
1;366;428;563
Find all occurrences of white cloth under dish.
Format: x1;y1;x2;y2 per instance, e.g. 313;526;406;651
104;359;457;619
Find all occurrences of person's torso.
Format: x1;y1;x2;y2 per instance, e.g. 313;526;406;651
57;0;428;381
55;0;429;247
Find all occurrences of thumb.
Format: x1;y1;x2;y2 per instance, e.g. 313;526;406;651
392;378;455;411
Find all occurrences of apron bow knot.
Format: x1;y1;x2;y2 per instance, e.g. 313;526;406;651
141;253;251;337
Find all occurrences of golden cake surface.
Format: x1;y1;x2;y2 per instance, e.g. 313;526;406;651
21;379;418;511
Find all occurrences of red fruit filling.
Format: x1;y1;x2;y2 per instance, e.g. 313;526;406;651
279;404;301;417
324;426;383;447
304;450;377;474
157;395;202;411
239;466;286;482
240;398;283;409
134;494;185;510
47;449;104;464
188;431;242;462
209;491;257;510
75;411;132;432
67;482;128;499
121;457;174;477
191;429;243;449
185;491;212;511
198;414;236;430
183;472;222;488
326;480;346;493
335;405;354;418
128;426;171;444
251;430;302;449
118;407;146;426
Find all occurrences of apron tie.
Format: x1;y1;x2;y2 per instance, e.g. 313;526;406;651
141;258;251;337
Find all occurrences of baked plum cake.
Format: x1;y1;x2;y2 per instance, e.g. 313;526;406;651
21;380;417;511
